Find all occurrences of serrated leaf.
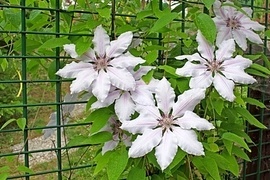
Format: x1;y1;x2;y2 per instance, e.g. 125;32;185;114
234;107;267;129
150;12;178;33
222;132;251;152
17;165;33;174
243;97;266;108
127;167;146;180
195;13;217;44
107;148;128;180
38;38;71;49
16;118;26;131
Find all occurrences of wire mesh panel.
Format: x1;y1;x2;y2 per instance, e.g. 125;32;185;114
0;0;269;179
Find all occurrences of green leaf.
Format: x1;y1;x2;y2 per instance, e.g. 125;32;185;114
243;97;266;108
265;30;270;38
3;8;21;29
223;139;233;155
232;146;251;162
0;59;8;71
0;173;9;180
38;38;71;49
150;12;178;33
94;151;113;175
0;166;9;173
66;135;89;147
250;63;270;75
88;108;112;134
202;0;215;10
245;68;269;78
158;65;178;77
0;119;16;130
201;157;221;180
97;8;111;19
84;132;112;144
137;10;153;20
222;132;251;152
127;167;146;180
17;165;34;174
16;118;26;131
145;50;158;64
221;150;239;176
234;107;267;129
165;149;186;171
195;13;217;44
205;151;229;171
107;148;129;180
212;98;224;115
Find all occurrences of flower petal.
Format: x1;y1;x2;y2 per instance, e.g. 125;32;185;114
78;48;97;62
172;88;205;117
63;44;78;58
242;28;263;45
175;53;206;63
56;62;93;78
131;84;155;106
115;92;135;122
216;27;232;47
232;29;247;50
128;128;162;158
176;111;214;131
102;140;119;155
215;39;235;62
91;90;121;109
133;66;155;80
155;130;178;171
213;73;235;102
106;31;133;58
189;71;213;89
70;69;97;93
107;67;136;91
93;25;110;57
176;61;207;77
196;31;215;60
240;16;265;31
222;55;252;69
92;69;111;102
173;127;205;156
120;114;158;134
155;77;175;115
221;67;257;84
110;53;145;68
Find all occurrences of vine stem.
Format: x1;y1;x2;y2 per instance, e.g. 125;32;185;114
187;155;194;180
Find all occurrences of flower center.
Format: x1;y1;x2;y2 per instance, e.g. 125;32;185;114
95;57;108;70
111;120;123;136
226;17;241;30
207;60;222;72
158;115;174;130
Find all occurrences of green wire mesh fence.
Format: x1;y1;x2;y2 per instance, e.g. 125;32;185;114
0;0;269;179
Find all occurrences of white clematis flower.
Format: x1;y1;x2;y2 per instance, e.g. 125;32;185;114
56;25;145;102
91;66;155;122
120;77;214;171
213;0;264;50
176;31;256;102
100;116;131;155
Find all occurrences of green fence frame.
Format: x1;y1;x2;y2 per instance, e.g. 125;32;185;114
0;0;269;179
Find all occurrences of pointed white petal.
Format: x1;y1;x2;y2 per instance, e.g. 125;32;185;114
131;85;155;106
133;66;155;80
232;29;247;50
176;61;207;77
213;0;227;19
107;67;136;91
70;69;97;93
63;44;78;58
189;71;213;89
175;53;206;63
196;31;215;60
56;62;93;78
110;53;145;68
216;28;232;47
176;111;214;131
93;25;110;57
128;128;162;158
172;89;205;117
240;17;265;31
102;140;119;155
123;134;132;147
215;39;235;62
213;73;235;102
173;127;204;156
115;92;135;122
78;48;97;62
222;67;257;84
91;90;121;109
155;77;175;115
212;18;227;29
92;69;111;102
242;28;263;45
147;78;160;93
106;31;133;58
155;130;178;171
120;114;159;134
136;105;161;120
222;55;252;69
